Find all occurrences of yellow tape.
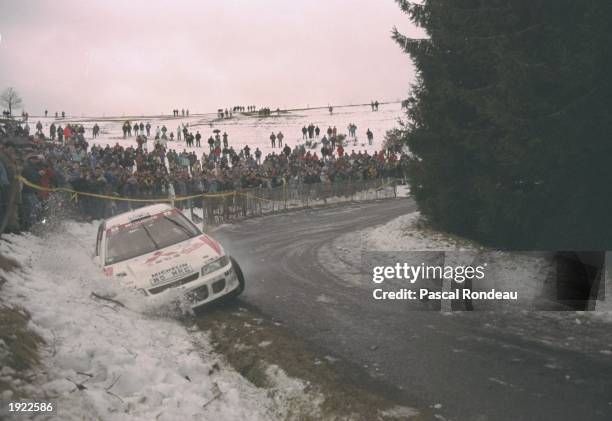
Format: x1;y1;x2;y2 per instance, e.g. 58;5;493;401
17;176;274;203
17;176;393;204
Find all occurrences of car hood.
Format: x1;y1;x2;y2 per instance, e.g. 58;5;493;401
105;234;225;289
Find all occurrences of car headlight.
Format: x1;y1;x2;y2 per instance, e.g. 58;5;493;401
201;255;230;277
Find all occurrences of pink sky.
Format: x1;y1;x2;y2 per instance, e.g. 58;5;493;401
0;0;423;116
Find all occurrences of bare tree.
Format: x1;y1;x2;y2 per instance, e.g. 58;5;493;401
1;87;23;116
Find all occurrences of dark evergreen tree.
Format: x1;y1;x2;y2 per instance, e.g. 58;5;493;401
393;0;612;249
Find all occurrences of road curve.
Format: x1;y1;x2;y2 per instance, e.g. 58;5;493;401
211;199;612;421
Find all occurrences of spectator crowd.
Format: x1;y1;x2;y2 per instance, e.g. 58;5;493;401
0;115;408;229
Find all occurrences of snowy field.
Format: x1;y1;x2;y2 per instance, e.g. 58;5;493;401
0;220;317;421
28;103;404;157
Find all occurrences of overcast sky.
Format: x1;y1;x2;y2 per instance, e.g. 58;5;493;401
0;0;422;116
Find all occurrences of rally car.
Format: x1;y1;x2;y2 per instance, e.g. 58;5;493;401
93;203;244;309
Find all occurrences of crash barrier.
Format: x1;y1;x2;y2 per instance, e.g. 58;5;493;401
16;176;398;228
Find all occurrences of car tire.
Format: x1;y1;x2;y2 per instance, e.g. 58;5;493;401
230;256;245;297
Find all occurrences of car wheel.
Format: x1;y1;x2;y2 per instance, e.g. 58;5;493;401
230;256;245;297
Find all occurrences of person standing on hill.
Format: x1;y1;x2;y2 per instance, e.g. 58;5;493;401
302;126;307;139
270;132;276;148
177;126;182;141
277;131;284;147
367;128;374;145
57;125;63;142
145;122;151;136
315;126;320;138
195;131;202;147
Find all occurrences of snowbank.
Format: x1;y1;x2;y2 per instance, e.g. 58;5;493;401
363;212;612;317
344;212;557;307
0;222;283;420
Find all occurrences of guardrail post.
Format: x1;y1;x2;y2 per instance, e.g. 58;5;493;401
283;183;287;211
233;191;237;220
201;194;206;231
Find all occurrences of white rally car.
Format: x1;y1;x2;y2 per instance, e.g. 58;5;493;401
93;203;244;309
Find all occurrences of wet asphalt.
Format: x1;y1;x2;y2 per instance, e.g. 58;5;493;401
211;199;612;421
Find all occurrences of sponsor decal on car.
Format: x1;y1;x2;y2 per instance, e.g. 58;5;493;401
200;235;222;255
150;263;194;286
106;209;180;236
143;236;222;266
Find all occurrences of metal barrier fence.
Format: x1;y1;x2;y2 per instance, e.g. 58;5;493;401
193;178;398;226
18;178;398;230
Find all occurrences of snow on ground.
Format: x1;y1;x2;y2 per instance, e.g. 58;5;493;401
366;212;470;252
363;212;557;305
363;212;612;319
29;103;404;157
320;211;556;307
0;221;303;420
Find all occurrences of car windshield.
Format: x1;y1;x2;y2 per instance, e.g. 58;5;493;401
105;210;200;265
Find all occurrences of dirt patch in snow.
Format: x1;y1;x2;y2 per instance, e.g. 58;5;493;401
195;301;431;421
0;298;45;401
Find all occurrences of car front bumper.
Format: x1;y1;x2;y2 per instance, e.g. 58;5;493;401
144;261;240;309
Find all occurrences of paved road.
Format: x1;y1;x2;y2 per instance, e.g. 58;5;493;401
212;199;612;421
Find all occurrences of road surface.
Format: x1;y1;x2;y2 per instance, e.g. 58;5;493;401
210;198;612;421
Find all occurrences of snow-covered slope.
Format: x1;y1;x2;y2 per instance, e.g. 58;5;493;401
0;222;291;420
30;103;404;157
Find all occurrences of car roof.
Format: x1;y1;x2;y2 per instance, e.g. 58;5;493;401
103;203;174;229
